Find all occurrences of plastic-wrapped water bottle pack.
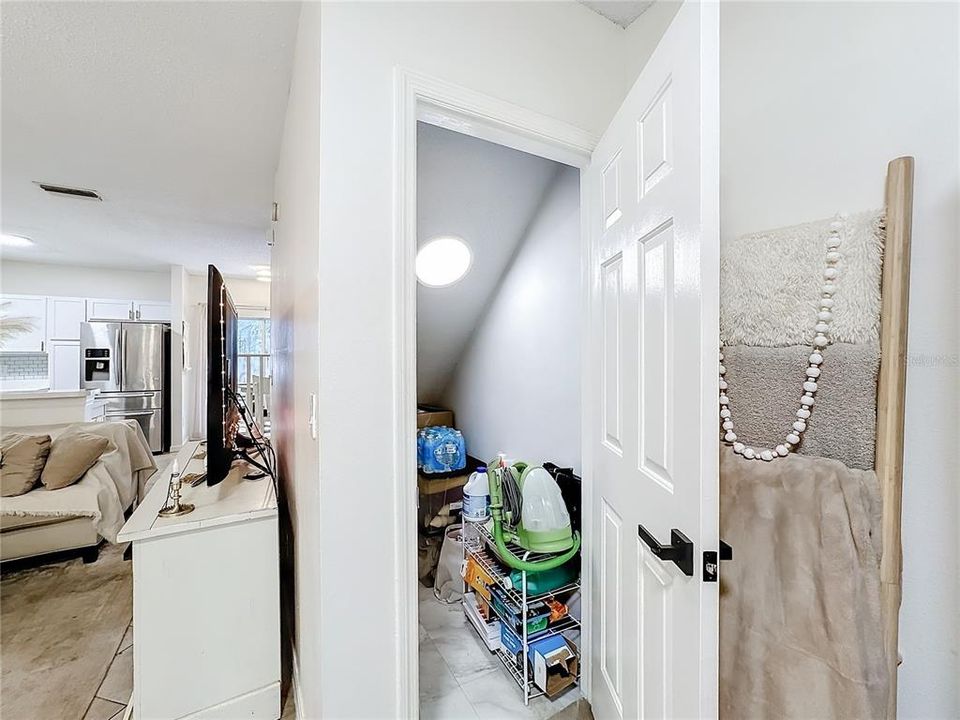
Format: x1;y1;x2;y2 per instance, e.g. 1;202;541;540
418;425;466;474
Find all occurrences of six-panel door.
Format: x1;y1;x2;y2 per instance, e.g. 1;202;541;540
587;2;720;718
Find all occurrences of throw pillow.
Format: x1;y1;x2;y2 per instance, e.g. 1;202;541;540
40;432;110;491
0;433;52;497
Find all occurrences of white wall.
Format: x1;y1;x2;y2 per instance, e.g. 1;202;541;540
0;260;169;300
443;167;581;470
271;3;321;718
185;272;271;311
720;3;960;717
300;3;625;717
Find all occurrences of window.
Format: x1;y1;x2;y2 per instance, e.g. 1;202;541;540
238;316;271;428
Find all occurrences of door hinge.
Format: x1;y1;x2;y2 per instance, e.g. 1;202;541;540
272;202;279;222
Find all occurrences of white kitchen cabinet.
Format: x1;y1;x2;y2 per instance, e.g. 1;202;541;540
47;297;86;340
49;340;81;390
134;301;171;322
0;295;48;351
86;298;135;321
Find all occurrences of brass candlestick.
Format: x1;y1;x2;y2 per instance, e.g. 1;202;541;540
158;469;195;517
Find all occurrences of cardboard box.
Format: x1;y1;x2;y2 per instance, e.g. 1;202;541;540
417;404;454;429
528;635;579;698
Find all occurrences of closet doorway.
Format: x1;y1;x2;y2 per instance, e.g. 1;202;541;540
414;120;583;719
394;9;721;710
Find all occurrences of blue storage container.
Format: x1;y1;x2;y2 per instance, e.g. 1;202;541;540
501;624;523;656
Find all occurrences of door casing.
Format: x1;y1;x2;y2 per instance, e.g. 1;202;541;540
392;68;600;717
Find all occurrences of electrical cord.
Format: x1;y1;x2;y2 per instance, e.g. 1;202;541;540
226;385;278;498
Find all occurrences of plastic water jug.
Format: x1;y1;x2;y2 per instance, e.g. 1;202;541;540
462;467;489;520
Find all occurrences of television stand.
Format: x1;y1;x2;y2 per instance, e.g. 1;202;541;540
118;441;280;719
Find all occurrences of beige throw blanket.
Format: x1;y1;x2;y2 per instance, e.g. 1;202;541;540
722;343;880;470
0;421;156;543
719;448;888;719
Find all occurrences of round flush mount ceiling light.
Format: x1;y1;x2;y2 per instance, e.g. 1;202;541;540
1;233;34;248
416;236;472;288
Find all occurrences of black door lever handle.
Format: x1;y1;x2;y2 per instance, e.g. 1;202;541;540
638;525;694;576
719;540;733;561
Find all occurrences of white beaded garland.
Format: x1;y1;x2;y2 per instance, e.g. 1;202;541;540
720;215;843;462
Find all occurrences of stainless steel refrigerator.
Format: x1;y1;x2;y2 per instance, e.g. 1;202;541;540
80;321;171;453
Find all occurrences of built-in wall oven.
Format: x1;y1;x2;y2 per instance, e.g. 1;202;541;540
80;321;170;453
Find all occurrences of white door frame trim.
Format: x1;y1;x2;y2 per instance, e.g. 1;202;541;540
392;66;597;717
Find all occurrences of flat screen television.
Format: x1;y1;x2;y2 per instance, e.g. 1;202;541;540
206;264;239;486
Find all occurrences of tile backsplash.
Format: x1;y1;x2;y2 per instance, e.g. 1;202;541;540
0;352;49;380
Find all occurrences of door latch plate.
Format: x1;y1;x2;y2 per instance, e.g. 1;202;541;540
703;550;718;582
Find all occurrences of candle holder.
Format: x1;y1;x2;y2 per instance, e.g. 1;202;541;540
158;470;195;517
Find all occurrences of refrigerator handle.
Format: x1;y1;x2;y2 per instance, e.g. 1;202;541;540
117;325;124;390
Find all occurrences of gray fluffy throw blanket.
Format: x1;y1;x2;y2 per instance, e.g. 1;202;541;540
721;343;879;470
719;448;888;720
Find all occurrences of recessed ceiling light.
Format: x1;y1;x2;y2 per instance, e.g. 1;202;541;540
256;276;271;283
1;233;34;248
416;236;472;287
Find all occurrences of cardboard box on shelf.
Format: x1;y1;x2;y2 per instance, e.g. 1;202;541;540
417;404;454;429
528;635;579;698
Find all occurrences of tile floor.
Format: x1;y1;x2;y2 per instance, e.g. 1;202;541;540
82;621;134;719
3;454;295;720
418;585;579;720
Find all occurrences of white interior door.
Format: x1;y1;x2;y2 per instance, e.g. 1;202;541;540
585;2;719;718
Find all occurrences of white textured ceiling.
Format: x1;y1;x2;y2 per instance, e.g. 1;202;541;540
578;0;656;28
417;124;563;402
0;2;300;277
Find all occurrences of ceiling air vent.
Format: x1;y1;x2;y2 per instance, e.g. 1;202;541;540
34;182;102;201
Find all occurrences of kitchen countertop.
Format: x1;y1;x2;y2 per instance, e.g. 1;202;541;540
0;388;98;400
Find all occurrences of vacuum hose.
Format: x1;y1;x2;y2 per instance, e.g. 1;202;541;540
489;465;581;572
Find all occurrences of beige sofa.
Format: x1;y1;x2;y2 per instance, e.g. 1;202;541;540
0;421;156;564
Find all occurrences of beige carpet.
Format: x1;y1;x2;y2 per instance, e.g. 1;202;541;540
1;543;132;720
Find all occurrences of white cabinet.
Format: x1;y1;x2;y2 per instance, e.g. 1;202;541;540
86;298;171;322
86;298;134;321
49;340;81;390
0;295;47;351
134;301;171;322
118;442;281;720
47;297;86;340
